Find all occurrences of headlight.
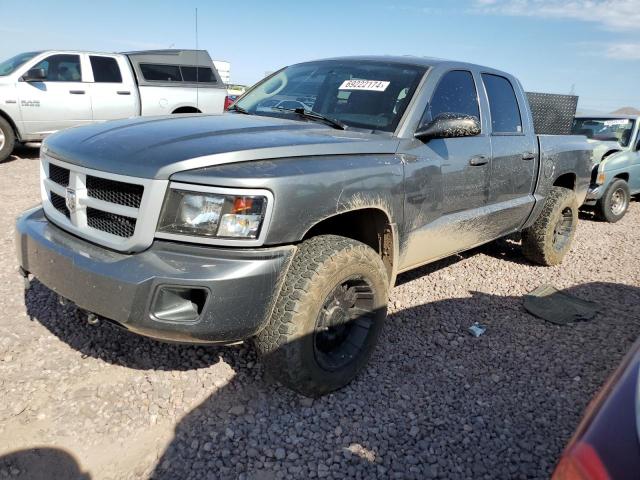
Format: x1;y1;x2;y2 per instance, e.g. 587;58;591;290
157;186;270;241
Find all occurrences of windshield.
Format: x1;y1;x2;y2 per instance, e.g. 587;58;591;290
0;52;42;77
572;118;636;147
235;60;427;132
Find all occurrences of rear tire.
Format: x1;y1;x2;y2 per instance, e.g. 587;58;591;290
254;235;389;397
522;187;578;266
0;116;16;163
595;178;630;223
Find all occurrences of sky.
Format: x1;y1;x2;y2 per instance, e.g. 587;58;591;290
1;0;638;113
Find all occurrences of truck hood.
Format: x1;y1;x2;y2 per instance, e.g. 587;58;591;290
587;139;625;163
43;114;400;179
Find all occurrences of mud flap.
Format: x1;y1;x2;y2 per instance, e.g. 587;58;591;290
524;284;599;325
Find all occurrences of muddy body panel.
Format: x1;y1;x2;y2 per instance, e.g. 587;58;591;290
17;207;295;344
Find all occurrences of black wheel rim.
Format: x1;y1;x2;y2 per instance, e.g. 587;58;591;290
552;207;574;251
313;276;376;372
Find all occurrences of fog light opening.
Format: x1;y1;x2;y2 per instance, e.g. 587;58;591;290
152;286;208;323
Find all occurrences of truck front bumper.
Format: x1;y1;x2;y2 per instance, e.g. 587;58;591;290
583;184;603;206
16;207;296;344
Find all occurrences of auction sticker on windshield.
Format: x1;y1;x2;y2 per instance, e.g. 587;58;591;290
339;79;390;91
603;119;630;126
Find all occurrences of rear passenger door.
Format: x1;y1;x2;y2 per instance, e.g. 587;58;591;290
88;55;139;121
481;73;538;231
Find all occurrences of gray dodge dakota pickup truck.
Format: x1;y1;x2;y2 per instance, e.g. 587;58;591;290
16;56;592;396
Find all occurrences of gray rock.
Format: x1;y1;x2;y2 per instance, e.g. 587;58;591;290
275;448;286;460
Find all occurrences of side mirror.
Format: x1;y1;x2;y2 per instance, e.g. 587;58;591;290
22;68;46;82
415;113;481;141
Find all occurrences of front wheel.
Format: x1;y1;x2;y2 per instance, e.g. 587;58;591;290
522;186;578;266
0;116;16;163
254;235;389;397
596;178;630;223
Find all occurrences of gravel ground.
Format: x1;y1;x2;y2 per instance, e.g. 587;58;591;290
1;147;639;480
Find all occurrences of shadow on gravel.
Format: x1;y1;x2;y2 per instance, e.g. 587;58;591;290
24;280;227;371
579;195;640;222
475;236;534;266
6;143;41;163
0;447;90;479
145;281;640;479
21;275;640;478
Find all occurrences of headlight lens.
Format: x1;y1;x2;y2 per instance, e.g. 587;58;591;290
157;189;267;239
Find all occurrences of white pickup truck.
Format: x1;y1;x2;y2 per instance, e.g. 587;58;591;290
0;49;227;162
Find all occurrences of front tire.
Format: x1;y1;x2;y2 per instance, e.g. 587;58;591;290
596;178;630;223
522;186;578;266
0;116;16;163
254;235;389;397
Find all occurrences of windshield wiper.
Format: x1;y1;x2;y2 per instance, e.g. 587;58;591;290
272;107;346;130
228;104;250;115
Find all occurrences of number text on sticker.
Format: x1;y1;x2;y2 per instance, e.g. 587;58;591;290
339;80;390;92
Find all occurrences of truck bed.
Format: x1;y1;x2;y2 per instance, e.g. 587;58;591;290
522;134;593;229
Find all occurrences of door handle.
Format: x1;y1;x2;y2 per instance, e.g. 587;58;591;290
117;90;131;95
469;155;489;166
522;152;536;161
69;90;85;95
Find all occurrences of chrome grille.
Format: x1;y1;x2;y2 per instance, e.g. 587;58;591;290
50;191;70;218
40;154;168;252
86;176;144;208
87;208;136;238
49;163;70;187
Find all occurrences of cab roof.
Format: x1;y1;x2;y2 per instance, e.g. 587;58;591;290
297;55;511;76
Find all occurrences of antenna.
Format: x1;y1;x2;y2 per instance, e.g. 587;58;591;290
195;7;199;110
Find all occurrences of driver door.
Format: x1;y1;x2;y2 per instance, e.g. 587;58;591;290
17;53;92;137
399;70;492;270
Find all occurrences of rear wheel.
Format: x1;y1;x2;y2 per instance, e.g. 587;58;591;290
596;178;630;223
522;186;578;266
0;116;16;163
254;235;388;397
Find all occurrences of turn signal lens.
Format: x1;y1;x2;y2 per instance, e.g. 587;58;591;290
232;197;254;213
596;172;606;185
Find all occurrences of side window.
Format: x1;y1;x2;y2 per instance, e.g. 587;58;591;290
481;74;523;134
90;56;122;83
425;70;480;124
180;66;217;83
140;64;181;82
32;54;82;82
